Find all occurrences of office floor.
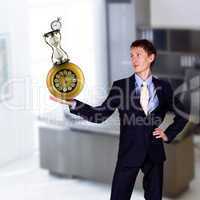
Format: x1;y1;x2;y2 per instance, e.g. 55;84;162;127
0;137;200;200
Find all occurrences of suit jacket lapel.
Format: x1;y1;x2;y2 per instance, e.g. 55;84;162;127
152;76;163;108
128;73;144;114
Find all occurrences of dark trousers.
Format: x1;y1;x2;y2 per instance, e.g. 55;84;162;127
110;155;164;200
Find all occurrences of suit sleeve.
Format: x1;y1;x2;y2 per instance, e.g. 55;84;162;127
164;82;189;143
69;81;120;123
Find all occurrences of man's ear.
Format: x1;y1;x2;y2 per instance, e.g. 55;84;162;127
149;54;155;63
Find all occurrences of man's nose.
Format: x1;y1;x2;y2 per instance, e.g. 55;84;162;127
131;57;137;63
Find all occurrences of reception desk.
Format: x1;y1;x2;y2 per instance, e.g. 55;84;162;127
39;115;194;198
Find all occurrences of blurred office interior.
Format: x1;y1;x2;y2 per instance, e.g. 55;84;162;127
1;0;200;199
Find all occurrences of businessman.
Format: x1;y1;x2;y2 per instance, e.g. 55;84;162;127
50;39;188;200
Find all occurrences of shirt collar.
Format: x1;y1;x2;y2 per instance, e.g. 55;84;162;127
135;73;153;88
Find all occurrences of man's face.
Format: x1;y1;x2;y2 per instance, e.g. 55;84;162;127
130;47;155;73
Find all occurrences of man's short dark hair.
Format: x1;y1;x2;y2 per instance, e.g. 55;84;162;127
130;39;157;67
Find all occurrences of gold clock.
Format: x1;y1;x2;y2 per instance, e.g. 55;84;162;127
44;18;85;100
46;62;84;100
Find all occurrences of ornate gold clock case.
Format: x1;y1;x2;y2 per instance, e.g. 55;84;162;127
44;18;85;100
46;62;84;100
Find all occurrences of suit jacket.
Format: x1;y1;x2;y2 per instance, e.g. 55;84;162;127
70;74;188;167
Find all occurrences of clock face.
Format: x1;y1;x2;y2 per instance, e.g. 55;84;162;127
53;69;77;93
51;20;61;30
47;62;85;100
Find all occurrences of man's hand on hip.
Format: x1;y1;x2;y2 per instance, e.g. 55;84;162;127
153;127;168;142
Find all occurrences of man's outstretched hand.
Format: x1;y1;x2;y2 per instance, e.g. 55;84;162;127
49;95;74;106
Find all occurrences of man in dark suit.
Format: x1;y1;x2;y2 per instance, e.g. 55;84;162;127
50;39;188;200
